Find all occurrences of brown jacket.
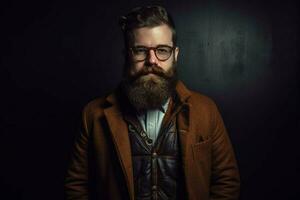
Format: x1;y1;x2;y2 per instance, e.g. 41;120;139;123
65;81;240;200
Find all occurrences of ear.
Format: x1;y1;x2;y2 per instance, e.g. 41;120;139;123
174;47;179;61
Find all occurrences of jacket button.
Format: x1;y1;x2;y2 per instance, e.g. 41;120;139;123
152;152;157;157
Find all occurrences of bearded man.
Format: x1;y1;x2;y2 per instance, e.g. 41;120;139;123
65;5;240;200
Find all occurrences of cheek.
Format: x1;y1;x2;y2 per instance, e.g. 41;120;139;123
160;60;173;71
129;61;144;74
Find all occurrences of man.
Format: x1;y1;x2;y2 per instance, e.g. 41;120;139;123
65;5;240;200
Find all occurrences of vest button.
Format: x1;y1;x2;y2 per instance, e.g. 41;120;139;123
152;185;157;191
147;138;153;144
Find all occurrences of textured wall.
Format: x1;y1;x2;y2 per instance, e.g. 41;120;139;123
1;0;299;199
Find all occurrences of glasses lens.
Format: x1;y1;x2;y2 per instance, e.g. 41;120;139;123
155;46;173;60
131;47;147;61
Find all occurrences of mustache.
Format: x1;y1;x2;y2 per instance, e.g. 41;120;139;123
129;65;172;82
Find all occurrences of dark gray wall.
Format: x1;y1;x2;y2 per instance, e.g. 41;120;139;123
1;0;299;199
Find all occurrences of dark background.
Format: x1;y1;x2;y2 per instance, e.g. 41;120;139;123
1;0;299;199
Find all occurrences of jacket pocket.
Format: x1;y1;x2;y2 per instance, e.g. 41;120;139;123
192;138;212;176
192;138;211;160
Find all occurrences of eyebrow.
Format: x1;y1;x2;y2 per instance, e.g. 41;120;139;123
133;44;173;48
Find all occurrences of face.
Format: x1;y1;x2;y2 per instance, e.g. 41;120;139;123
122;24;179;111
128;24;179;78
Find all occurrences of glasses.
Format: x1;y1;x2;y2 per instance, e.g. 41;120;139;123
130;45;175;61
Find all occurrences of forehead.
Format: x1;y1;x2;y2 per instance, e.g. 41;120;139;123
131;24;173;46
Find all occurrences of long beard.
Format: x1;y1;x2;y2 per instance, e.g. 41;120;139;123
121;60;178;112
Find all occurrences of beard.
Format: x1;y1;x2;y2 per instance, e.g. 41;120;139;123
121;59;178;112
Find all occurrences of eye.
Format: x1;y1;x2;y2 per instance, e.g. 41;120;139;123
132;47;147;55
156;47;171;54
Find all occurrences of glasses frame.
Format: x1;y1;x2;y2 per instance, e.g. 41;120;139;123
129;45;176;62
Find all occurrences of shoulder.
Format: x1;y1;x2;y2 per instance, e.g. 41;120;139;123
188;90;218;113
81;95;111;123
84;97;107;113
189;90;215;105
176;81;220;115
184;88;225;138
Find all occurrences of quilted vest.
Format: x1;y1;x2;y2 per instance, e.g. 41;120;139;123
126;100;185;200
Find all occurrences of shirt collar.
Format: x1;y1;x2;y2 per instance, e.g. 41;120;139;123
160;98;170;113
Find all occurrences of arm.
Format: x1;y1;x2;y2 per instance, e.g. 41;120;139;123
209;103;240;200
64;110;89;200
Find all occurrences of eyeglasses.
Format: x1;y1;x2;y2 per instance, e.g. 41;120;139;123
130;45;175;61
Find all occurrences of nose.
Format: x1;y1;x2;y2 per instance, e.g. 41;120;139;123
146;49;158;65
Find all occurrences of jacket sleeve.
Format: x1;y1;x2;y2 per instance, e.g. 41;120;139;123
209;102;240;200
64;109;89;200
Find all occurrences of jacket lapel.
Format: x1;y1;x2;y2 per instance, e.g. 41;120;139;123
103;94;134;200
176;82;200;199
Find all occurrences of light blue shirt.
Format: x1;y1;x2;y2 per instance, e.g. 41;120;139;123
136;99;170;143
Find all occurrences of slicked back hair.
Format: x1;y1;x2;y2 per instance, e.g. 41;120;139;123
119;5;177;49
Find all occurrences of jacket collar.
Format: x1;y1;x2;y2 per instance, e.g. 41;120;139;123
175;80;192;104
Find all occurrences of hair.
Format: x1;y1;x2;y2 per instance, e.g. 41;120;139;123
119;5;177;49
